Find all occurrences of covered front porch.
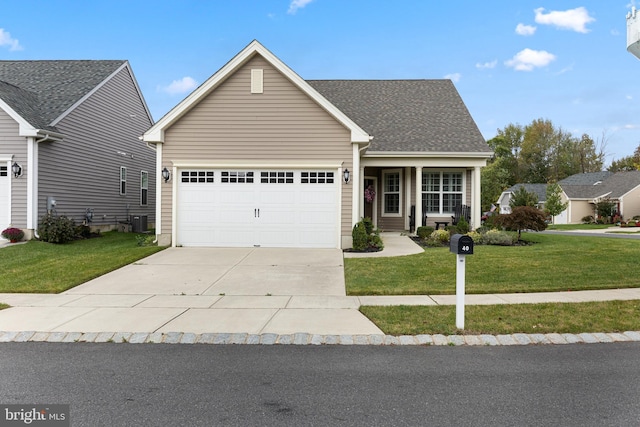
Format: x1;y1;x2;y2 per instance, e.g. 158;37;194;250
355;158;484;233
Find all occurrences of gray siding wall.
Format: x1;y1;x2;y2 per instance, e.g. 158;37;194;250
162;54;353;236
38;66;155;230
0;109;27;227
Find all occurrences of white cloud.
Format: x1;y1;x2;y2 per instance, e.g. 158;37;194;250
534;7;595;33
627;95;634;100
288;0;314;14
0;28;23;51
515;23;536;36
476;60;497;70
505;48;556;71
444;73;461;82
611;29;620;36
158;76;198;95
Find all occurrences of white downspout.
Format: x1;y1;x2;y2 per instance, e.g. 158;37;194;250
154;143;163;244
352;143;360;227
26;136;38;236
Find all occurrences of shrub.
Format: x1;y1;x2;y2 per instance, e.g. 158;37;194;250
494;206;547;240
416;226;434;240
633;215;640;221
135;233;156;247
38;213;77;244
430;229;450;244
352;221;368;251
475;225;490;235
466;231;482;244
368;230;384;251
581;215;594;224
482;229;517;246
361;217;374;235
455;217;470;234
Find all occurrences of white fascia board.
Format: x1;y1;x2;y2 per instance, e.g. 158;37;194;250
143;40;371;144
361;156;489;168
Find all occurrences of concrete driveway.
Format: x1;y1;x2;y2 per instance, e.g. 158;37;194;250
0;247;383;336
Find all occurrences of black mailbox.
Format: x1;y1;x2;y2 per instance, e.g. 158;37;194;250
450;234;474;255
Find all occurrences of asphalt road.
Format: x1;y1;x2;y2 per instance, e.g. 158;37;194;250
1;343;639;426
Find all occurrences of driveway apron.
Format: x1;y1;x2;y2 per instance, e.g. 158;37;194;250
0;247;383;335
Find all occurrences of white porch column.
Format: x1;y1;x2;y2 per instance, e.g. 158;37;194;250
415;166;423;232
359;166;365;219
404;167;411;230
472;166;481;229
26;137;37;232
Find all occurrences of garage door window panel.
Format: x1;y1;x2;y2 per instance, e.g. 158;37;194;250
301;171;334;184
260;171;294;184
181;171;214;183
222;171;254;183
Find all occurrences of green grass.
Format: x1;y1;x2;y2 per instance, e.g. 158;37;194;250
546;223;611;230
345;233;639;295
360;300;640;335
0;303;8;310
0;232;165;293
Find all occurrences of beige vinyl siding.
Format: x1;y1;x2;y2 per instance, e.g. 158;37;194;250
0;109;27;227
162;54;353;236
39;66;155;228
570;200;594;223
622;187;640;219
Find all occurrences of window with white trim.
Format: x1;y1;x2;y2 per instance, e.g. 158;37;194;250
120;167;127;195
140;171;148;206
422;171;464;214
181;171;214;183
382;170;401;216
301;171;334;184
260;171;294;184
221;171;254;183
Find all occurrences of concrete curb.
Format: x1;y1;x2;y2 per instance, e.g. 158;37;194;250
1;330;639;346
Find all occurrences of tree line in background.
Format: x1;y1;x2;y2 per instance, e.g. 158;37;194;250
481;118;610;212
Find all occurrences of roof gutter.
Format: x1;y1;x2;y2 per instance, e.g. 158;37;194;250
35;131;64;143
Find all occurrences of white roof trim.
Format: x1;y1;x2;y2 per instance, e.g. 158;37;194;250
143;40;370;144
170;160;343;169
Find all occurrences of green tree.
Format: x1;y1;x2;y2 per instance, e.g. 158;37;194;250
496;206;547;240
509;186;539;208
544;182;568;224
608;142;640;172
480;157;512;212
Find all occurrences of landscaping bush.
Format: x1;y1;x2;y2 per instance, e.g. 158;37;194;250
466;230;482;244
455;217;470;234
38;213;77;244
416;226;434;240
581;215;594;224
482;229;517;246
352;221;368;251
430;229;450;244
494;206;547;240
351;219;384;251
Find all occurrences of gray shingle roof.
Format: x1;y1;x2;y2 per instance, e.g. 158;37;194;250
307;80;490;153
560;171;640;199
0;60;125;129
558;171;613;186
506;183;548;202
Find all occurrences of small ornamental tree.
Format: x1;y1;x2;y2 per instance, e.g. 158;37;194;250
544;182;568;224
595;198;616;223
496;206;547;240
509;186;539;208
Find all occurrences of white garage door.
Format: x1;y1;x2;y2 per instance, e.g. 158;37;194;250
176;169;339;248
0;165;9;238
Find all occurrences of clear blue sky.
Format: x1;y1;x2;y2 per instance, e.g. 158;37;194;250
2;1;639;164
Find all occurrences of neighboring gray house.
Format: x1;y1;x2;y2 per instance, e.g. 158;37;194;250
0;60;155;240
496;183;548;214
143;40;492;249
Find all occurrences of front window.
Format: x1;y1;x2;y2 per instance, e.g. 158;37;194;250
140;171;148;206
383;170;401;216
422;171;464;214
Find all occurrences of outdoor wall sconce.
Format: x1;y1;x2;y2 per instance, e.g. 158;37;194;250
343;168;350;184
12;162;22;178
162;167;170;183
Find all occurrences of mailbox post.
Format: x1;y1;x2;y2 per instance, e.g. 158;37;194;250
450;234;474;329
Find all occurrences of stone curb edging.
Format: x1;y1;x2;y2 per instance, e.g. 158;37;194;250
1;331;640;346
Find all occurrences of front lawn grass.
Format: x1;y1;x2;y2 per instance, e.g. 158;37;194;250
360;300;640;335
546;223;611;230
345;233;639;295
0;303;8;310
0;232;165;293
